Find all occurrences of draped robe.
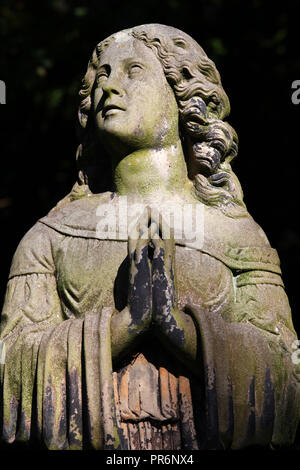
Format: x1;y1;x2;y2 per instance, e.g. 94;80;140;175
0;191;299;449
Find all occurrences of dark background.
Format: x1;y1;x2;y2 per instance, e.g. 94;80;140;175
0;0;299;335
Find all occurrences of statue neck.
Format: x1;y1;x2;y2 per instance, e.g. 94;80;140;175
112;140;193;204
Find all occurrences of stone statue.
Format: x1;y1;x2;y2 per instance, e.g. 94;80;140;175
0;24;299;450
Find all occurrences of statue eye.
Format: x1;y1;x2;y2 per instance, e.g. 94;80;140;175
128;63;143;78
173;38;187;49
97;72;108;79
96;66;110;82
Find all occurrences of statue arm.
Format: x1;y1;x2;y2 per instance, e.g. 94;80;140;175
0;224;68;445
0;224;115;449
234;272;299;353
0;223;65;339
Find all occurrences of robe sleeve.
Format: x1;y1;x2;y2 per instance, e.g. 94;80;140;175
0;223;65;445
0;224;120;450
188;269;300;450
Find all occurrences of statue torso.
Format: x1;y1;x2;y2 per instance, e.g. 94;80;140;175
52;237;234;320
2;194;296;450
47;230;233;450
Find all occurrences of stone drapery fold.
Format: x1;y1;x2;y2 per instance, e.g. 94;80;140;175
0;296;120;449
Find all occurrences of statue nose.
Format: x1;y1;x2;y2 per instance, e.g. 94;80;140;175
102;78;124;97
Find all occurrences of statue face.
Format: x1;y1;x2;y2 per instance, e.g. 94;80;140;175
93;35;179;156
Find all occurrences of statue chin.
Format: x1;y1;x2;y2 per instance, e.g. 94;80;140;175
0;23;299;451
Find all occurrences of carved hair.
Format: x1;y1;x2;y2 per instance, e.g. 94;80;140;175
71;25;246;217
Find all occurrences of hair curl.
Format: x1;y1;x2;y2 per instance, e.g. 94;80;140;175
63;24;246;218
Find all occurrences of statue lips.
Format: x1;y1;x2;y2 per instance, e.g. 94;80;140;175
102;103;126;118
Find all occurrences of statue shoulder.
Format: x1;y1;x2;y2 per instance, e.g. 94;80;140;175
182;206;281;274
39;191;115;238
203;205;272;248
9;221;61;279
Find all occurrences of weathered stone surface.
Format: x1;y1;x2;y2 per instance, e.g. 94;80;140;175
0;24;299;450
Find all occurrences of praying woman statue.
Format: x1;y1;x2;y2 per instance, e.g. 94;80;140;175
1;24;299;450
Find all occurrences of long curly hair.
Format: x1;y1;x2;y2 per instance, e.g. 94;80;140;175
62;24;246;218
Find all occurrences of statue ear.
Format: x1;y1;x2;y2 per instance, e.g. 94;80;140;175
78;99;90;129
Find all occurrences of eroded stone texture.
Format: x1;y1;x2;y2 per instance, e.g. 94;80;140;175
112;353;198;450
0;24;299;450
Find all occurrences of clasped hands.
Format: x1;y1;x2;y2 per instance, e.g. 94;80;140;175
128;206;175;325
111;208;197;368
